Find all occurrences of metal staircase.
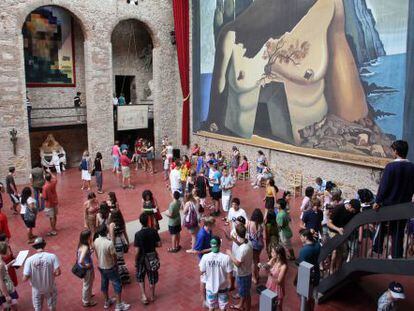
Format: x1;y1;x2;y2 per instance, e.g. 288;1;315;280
317;203;414;302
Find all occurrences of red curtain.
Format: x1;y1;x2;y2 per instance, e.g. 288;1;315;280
173;0;190;146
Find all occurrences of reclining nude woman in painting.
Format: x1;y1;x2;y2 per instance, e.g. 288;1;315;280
206;0;368;146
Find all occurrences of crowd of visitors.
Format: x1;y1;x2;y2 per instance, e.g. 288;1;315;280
0;138;412;310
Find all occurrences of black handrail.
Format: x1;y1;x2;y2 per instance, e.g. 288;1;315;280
318;202;414;262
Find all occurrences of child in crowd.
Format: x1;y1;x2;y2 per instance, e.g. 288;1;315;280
163;155;170;182
230;146;240;177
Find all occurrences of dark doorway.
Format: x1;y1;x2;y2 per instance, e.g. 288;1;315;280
115;119;154;156
115;75;135;104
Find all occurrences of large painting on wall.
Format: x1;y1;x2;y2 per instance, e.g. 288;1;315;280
192;0;413;168
23;6;76;87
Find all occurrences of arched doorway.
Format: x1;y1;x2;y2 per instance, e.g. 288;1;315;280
111;19;154;154
22;5;88;168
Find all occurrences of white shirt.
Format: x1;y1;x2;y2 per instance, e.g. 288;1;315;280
112;97;118;106
220;175;234;195
163;158;169;170
227;208;248;231
23;252;60;294
234;242;253;277
20;196;36;215
199;252;233;293
170;169;181;192
208;169;216;187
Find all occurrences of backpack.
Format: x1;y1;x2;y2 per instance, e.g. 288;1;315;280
248;222;264;251
184;202;198;229
24;206;37;223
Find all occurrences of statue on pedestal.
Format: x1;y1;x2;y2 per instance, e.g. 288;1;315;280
40;134;67;173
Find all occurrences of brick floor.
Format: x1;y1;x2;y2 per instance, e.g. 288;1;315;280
4;164;413;310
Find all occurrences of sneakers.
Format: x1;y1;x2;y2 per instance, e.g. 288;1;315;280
104;298;116;309
115;302;130;311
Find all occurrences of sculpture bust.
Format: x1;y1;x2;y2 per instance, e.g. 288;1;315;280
145;80;153;100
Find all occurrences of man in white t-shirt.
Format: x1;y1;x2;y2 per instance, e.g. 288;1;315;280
169;161;182;195
226;198;248;231
23;237;61;311
199;237;233;311
227;224;253;311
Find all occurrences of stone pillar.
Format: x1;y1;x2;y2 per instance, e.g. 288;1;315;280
83;39;114;167
152;43;179;154
0;33;31;183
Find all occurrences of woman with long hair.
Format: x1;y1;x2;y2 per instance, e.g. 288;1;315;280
77;229;97;307
109;210;130;284
260;245;288;310
107;192;120;214
183;192;199;248
300;186;315;219
97;202;111;227
142;190;160;230
20;187;37;244
94;152;104;194
84;192;99;234
248;208;264;284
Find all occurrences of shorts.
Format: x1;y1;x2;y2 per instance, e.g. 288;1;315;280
32;286;57;311
0;290;18;305
168;225;182;235
22;215;36;229
280;233;292;249
265;197;275;210
99;267;122;294
121;166;131;178
44;207;57;218
211;191;222;201
206;289;229;310
237;274;252;298
82;170;91;181
329;231;348;257
136;261;158;285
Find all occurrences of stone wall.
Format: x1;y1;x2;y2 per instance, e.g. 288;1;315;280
191;135;383;198
0;0;181;184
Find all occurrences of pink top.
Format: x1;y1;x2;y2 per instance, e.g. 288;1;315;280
112;145;120;157
236;160;249;173
266;264;285;300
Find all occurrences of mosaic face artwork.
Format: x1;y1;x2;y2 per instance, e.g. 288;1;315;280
23;6;75;86
192;0;412;167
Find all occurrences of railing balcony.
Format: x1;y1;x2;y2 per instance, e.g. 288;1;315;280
317;203;414;302
30;107;87;128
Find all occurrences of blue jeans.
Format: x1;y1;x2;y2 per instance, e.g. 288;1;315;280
33;188;45;211
112;156;119;170
95;171;103;191
99;267;122;294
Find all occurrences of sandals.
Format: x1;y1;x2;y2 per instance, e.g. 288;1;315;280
167;246;182;253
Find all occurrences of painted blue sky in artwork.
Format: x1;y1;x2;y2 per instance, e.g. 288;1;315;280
366;0;409;55
200;1;215;74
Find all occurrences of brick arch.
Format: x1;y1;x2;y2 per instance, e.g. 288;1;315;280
17;0;89;40
108;17;160;48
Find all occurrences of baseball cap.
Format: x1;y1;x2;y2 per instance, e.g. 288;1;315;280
389;282;405;299
32;237;46;248
210;238;221;253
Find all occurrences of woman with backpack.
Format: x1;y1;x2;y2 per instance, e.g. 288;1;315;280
248;208;264;284
183;192;199;249
77;229;97;307
20;187;37;244
109;209;130;284
80;150;92;191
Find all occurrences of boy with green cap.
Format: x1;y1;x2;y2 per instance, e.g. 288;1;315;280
199;236;233;311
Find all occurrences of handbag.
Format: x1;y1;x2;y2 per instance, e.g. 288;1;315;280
71;250;87;279
122;234;129;253
153;199;163;221
91;169;96;177
144;252;160;272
